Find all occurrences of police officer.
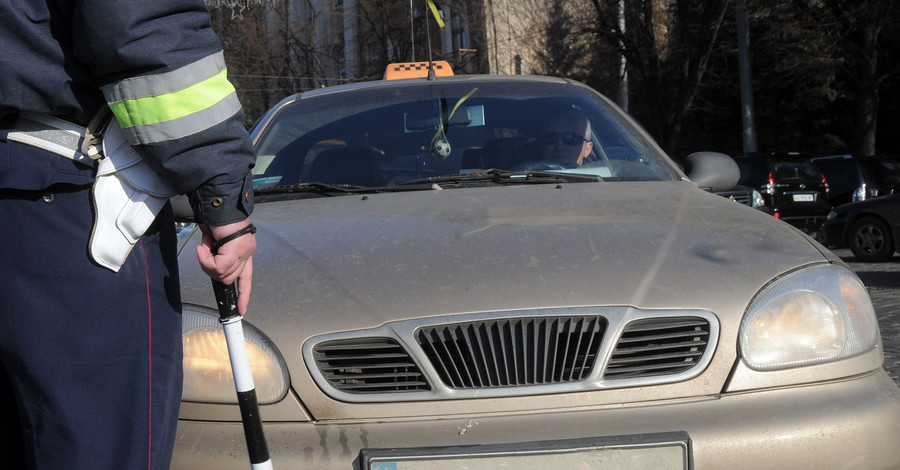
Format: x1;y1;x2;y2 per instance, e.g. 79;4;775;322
0;1;257;468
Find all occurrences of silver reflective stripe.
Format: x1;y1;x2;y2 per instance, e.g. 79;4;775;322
0;113;95;167
100;52;227;104
100;51;241;144
119;92;242;145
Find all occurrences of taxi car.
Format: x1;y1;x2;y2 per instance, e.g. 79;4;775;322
170;63;900;469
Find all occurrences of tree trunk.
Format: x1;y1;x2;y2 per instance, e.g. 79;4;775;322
855;20;879;156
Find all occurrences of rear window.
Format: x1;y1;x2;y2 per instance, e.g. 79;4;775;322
772;161;821;181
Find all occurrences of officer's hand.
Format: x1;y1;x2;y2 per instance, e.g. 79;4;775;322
196;219;257;315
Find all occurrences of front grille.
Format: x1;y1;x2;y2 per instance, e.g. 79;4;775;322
305;308;718;402
312;338;430;393
605;317;711;379
416;316;606;389
717;190;752;205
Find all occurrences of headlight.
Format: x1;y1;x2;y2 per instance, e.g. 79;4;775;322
852;184;866;202
751;189;766;208
739;264;880;371
182;304;290;404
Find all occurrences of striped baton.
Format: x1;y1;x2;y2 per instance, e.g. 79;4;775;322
211;226;273;470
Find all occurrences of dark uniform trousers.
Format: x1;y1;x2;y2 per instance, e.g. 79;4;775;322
0;142;183;469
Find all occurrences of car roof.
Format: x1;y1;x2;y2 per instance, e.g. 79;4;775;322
298;73;579;100
811;154;853;161
251;73;614;139
813;153;900;161
252;73;582;135
733;152;813;161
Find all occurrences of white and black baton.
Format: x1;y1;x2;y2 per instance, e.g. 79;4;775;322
211;224;273;470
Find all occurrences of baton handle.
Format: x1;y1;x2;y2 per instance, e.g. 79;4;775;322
212;279;241;322
211;279;273;469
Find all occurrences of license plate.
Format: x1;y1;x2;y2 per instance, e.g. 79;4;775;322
793;194;815;202
363;433;689;470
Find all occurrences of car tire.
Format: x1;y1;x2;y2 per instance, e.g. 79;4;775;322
848;217;895;262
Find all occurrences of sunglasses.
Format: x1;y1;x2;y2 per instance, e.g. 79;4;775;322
539;132;587;146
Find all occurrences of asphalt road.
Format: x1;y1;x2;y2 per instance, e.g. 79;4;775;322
832;248;900;386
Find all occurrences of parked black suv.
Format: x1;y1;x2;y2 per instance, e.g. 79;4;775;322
732;152;831;236
810;154;900;206
713;184;773;213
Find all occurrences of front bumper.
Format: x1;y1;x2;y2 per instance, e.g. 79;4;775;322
172;370;900;470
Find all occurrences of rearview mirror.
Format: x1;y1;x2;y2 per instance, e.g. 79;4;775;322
404;105;485;132
684;152;740;192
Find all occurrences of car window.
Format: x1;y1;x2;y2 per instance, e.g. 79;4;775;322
772;161;821;181
813;158;858;185
861;159;900;188
251;80;678;189
812;157;859;202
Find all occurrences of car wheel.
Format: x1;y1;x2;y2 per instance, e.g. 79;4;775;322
848;217;895;262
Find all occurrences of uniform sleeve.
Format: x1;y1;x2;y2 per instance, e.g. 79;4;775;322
66;0;255;225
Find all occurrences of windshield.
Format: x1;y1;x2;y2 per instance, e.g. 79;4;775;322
251;78;678;190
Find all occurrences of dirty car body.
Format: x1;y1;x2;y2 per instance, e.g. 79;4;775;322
171;74;900;469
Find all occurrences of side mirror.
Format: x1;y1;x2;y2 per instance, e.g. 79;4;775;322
170;194;194;223
684;152;740;192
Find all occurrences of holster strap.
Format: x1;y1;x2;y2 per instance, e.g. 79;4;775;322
0;112;97;167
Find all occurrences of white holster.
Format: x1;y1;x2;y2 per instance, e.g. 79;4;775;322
1;112;176;272
89;119;176;272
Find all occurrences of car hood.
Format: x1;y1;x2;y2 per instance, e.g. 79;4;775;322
833;193;900;215
178;180;830;418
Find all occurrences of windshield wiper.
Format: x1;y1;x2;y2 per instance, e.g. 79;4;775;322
254;181;377;197
254;170;602;201
397;169;602;187
254;181;445;201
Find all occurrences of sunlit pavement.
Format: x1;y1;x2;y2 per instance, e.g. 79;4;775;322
832;248;900;386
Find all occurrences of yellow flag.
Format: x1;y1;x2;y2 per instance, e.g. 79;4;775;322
427;0;445;28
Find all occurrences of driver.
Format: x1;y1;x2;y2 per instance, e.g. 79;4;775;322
538;108;594;168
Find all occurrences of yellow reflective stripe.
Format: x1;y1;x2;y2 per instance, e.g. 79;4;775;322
109;69;235;128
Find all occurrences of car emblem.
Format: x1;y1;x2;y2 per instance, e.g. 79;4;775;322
799;184;806;189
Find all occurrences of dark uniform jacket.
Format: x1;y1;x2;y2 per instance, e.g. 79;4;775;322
0;0;254;226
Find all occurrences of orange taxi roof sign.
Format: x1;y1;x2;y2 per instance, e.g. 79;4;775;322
384;61;454;80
